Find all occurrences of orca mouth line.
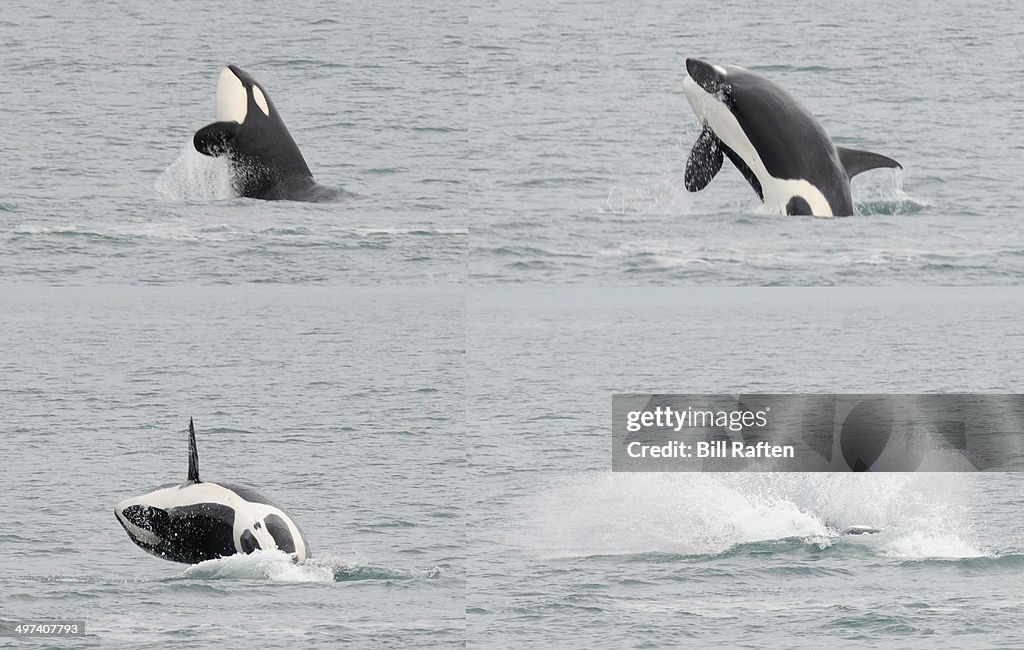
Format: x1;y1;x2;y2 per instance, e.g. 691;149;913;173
120;505;163;530
115;506;163;549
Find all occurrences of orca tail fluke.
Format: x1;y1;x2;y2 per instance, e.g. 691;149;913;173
837;146;902;179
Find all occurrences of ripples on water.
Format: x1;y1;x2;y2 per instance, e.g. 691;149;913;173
3;0;1024;648
467;287;1024;647
468;0;1024;285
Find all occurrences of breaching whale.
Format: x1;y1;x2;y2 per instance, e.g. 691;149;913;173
114;418;310;564
682;58;902;217
192;65;339;201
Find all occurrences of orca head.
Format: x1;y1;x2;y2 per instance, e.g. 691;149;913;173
685;58;730;96
683;58;737;118
682;58;763;197
216;64;275;125
194;66;279;159
114;484;240;564
114;496;172;553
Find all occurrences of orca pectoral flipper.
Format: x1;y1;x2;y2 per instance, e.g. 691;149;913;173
836;146;902;179
194;121;240;157
685;125;724;192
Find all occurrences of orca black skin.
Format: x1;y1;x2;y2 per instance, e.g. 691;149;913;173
682;58;902;217
114;418;311;564
841;525;882;536
193;65;339;202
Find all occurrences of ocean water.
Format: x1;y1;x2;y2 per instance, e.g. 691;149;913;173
3;0;1023;648
0;286;465;648
469;0;1024;284
0;1;466;285
467;288;1024;648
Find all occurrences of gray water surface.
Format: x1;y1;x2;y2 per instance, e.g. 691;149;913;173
469;0;1024;284
1;1;466;285
2;1;1023;648
0;286;465;648
467;287;1024;648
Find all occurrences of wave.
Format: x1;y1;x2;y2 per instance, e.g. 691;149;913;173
9;225;130;243
179;550;443;583
593;155;926;219
522;473;1000;561
6;219;462;249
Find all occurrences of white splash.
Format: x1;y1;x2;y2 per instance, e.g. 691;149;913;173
523;472;986;559
182;550;335;582
851;167;926;215
155;144;237;202
179;550;441;583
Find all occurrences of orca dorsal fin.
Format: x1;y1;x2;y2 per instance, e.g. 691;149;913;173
188;417;201;483
836;146;902;179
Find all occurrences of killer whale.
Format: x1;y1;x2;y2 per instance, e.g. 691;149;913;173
841;525;882;535
114;418;310;564
682;58;902;217
193;65;339;202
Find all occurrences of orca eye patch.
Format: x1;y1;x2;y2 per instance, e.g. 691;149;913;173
252;86;270;116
